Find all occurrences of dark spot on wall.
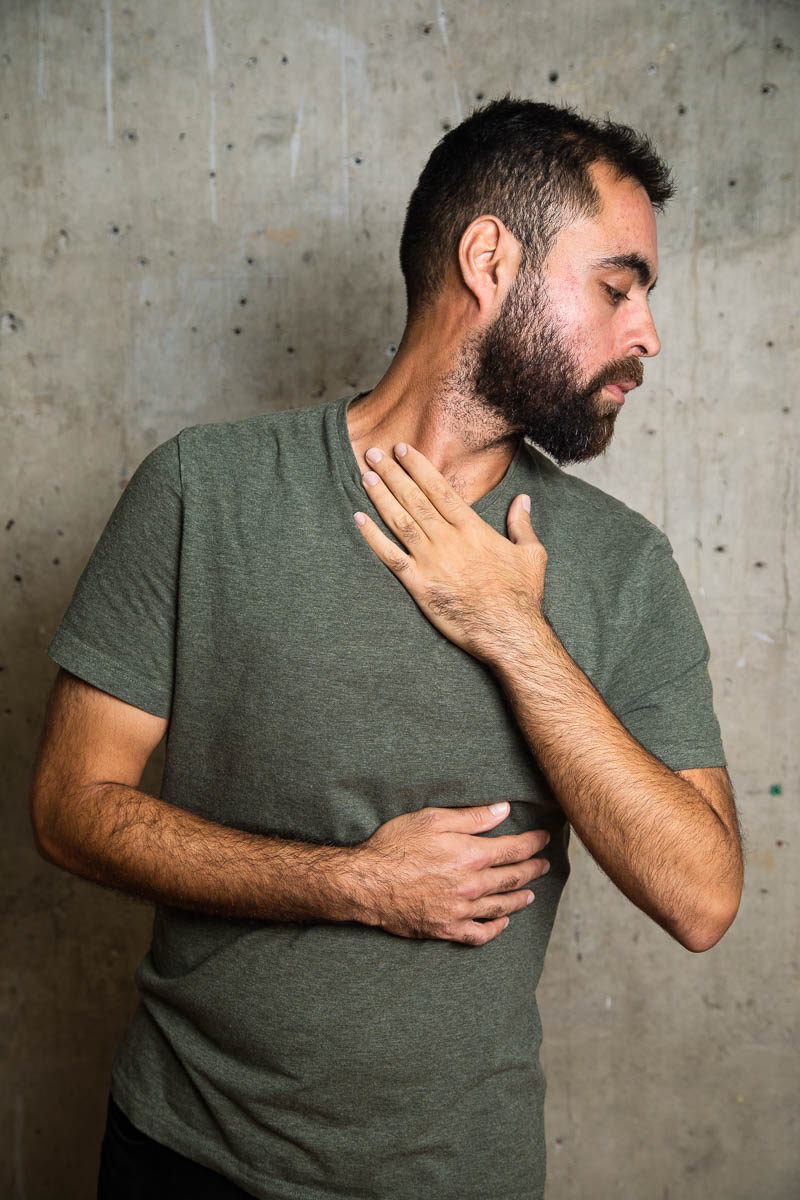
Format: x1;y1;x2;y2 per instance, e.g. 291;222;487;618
354;156;363;165
775;839;784;846
766;340;774;347
728;178;736;187
5;519;14;530
387;344;397;355
548;71;559;83
13;574;22;582
209;170;215;178
138;257;149;267
773;37;786;51
239;297;247;306
234;327;242;335
191;326;197;333
646;63;657;75
110;224;120;235
246;57;258;68
287;346;295;354
1;312;24;333
57;529;63;536
678;103;687;115
281;55;288;65
179;132;186;141
646;428;657;436
714;545;726;553
124;129;138;142
52;558;60;566
4;708;11;715
782;405;790;413
0;665;5;671
1;53;11;66
761;82;776;95
2;114;9;121
302;250;313;263
246;257;254;265
226;143;234;150
475;91;484;100
144;300;151;307
754;561;766;568
441;121;451;131
760;887;768;894
422;23;432;34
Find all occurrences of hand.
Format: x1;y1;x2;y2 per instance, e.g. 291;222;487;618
355;802;551;946
354;443;547;665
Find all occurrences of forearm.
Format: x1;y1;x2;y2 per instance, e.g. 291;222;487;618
492;619;741;949
33;780;364;923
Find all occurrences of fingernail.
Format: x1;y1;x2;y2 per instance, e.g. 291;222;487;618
363;471;380;486
526;893;535;905
521;494;531;512
365;447;382;464
354;512;367;527
541;861;551;875
395;442;407;457
489;801;509;815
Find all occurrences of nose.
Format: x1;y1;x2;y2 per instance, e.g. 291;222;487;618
626;299;661;359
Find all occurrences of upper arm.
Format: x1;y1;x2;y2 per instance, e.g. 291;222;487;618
31;669;168;848
676;765;741;846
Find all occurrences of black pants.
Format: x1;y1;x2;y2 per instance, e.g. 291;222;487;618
98;1095;256;1198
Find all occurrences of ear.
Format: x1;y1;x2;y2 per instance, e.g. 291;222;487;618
457;215;522;320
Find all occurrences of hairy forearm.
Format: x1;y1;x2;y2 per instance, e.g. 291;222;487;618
492;619;741;950
33;781;365;923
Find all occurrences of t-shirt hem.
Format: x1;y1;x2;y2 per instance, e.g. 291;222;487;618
47;626;172;719
110;1065;539;1200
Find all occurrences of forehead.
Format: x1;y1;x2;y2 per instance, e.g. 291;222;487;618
544;161;660;284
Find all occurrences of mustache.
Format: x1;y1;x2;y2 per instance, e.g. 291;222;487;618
593;357;645;391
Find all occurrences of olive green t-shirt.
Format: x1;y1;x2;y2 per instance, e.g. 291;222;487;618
48;395;725;1200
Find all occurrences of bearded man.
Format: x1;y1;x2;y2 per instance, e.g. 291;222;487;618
32;98;743;1200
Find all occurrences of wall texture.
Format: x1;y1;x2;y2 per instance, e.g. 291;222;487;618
2;2;797;1197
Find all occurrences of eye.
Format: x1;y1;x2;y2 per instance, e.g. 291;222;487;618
604;284;629;305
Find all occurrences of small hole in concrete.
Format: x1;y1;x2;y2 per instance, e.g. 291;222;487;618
548;71;559;83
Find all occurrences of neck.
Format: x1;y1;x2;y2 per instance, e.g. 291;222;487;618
346;319;520;505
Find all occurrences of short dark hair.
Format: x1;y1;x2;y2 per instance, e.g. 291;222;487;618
399;97;675;319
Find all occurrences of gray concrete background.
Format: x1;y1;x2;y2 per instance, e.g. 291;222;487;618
1;1;797;1196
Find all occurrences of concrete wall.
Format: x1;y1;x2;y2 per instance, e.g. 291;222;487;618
2;1;797;1196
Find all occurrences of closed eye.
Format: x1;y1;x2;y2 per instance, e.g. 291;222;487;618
604;284;629;305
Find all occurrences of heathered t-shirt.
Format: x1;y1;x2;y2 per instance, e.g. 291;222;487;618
48;394;725;1200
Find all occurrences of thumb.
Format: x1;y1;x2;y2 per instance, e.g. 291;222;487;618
507;494;536;544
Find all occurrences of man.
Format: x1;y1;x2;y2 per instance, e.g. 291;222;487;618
32;99;743;1199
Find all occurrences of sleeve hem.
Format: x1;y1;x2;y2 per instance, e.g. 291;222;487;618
47;627;172;719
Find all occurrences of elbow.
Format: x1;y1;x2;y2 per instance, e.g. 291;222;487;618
673;885;742;954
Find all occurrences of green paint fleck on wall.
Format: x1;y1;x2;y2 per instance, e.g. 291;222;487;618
769;784;782;796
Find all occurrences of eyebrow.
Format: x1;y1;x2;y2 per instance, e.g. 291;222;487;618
591;253;658;292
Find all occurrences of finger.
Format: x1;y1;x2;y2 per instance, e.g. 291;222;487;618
418;802;511;834
353;510;417;581
482;857;550;896
364;447;441;532
361;466;429;551
471;888;535;920
392;442;471;526
459;915;510;947
506;494;539;546
481;830;551;866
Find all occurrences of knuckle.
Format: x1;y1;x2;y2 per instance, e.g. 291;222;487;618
396;517;419;543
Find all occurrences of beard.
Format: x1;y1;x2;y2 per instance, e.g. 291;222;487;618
463;267;643;465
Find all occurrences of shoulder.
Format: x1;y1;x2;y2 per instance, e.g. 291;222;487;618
174;403;328;476
524;442;667;560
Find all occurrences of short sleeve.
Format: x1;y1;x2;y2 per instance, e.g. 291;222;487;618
606;531;726;771
47;437;183;718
